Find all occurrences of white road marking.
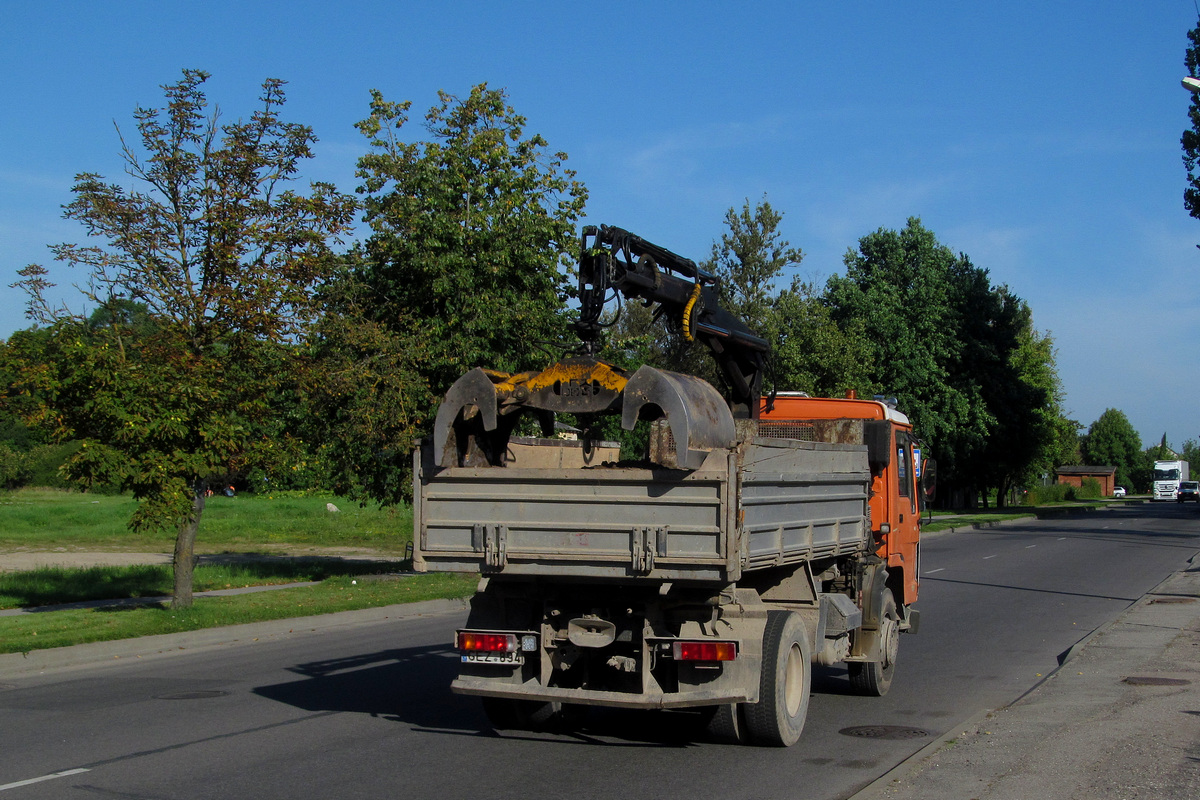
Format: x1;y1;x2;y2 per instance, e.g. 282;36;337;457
983;555;997;559
924;568;945;574
1026;545;1037;549
0;769;90;792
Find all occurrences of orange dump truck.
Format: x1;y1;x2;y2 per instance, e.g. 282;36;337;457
414;374;928;746
413;225;930;746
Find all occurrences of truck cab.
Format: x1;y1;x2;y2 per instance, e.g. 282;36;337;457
760;393;924;613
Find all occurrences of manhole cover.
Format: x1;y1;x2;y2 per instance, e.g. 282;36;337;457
1123;676;1191;686
839;725;931;740
1150;597;1196;604
154;690;230;700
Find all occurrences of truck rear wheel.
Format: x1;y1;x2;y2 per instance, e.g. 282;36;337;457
744;610;811;747
848;593;899;696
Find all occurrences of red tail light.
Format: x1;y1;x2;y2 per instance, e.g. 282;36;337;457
457;631;517;653
673;640;737;662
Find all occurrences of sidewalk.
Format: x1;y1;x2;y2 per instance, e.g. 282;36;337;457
852;554;1200;800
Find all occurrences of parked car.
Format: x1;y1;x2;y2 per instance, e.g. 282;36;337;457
1177;481;1200;502
1112;486;1127;498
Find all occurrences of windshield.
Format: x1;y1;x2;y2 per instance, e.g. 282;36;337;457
1153;468;1181;481
1182;482;1199;491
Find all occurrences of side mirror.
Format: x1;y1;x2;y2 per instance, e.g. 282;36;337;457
921;458;938;504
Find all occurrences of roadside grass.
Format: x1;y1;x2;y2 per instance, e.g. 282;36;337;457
922;512;1033;532
921;501;1115;532
0;572;476;654
0;488;411;553
0;560;410;610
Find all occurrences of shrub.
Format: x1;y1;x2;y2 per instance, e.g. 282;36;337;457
24;442;82;489
1076;477;1103;499
1023;483;1075;505
0;444;31;489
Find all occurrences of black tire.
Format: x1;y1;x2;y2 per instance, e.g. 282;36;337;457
744;611;811;747
848;593;899;696
701;703;747;745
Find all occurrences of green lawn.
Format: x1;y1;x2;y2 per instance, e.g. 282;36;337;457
0;572;476;654
0;488;412;553
0;560;414;609
0;487;450;654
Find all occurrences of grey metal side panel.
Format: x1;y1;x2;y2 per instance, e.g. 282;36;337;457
414;437;870;581
739;438;870;570
418;453;732;581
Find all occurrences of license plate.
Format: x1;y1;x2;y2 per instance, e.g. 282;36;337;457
461;651;524;665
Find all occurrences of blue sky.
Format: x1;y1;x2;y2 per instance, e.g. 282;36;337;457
4;1;1199;452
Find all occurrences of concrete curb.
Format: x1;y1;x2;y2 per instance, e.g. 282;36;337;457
0;596;469;679
849;705;998;800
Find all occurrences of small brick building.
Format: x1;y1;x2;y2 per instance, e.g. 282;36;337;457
1055;466;1118;496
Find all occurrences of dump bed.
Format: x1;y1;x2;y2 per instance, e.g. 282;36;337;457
414;433;871;583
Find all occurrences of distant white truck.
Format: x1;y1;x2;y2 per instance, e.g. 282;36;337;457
1153;460;1190;500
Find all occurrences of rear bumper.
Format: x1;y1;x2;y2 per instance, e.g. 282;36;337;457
451;677;751;709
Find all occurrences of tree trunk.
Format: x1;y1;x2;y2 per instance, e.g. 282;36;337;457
171;479;207;609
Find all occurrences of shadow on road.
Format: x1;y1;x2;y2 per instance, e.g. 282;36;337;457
252;643;868;748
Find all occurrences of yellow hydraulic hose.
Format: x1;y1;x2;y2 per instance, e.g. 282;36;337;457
682;282;702;341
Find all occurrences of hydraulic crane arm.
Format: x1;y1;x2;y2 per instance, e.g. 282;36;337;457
432;225;771;470
574;225;768;414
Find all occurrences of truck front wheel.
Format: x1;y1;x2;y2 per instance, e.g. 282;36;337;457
848;593;899;696
744;611;811;747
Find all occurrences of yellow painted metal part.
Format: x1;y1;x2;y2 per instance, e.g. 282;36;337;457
476;360;630;404
523;360;630;393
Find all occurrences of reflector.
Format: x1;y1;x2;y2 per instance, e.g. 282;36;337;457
457;631;516;653
673;640;737;661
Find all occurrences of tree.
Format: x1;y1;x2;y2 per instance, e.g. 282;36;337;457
824;218;1058;506
705;196;803;333
825;219;989;503
1181;437;1200;474
1006;325;1078;489
977;311;1065;506
1081;408;1142;491
351;84;588;397
769;279;874;397
1183;20;1200;222
11;70;356;607
299;270;435;507
697;196;876;397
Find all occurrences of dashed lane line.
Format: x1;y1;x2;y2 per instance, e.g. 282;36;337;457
0;769;90;792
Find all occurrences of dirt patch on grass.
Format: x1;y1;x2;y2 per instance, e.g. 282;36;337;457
0;547;408;572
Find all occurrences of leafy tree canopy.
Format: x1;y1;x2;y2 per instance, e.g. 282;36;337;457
9;69;356;606
706;196;803;332
824;217;1063;505
1082;408;1143;490
304;84;587;507
351;83;588;395
1183;21;1200;222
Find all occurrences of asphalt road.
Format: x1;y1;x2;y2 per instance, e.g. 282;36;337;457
3;504;1199;800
